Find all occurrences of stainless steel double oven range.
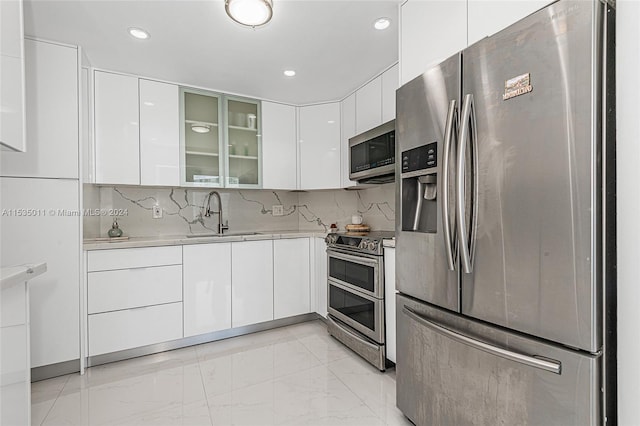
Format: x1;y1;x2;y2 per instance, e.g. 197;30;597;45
325;231;394;371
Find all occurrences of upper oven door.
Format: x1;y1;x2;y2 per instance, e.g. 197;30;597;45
349;120;396;181
327;248;383;299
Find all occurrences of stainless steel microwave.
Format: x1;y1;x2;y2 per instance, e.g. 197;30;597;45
349;120;395;184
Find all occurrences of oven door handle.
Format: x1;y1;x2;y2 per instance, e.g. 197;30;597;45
327;316;380;351
326;250;380;266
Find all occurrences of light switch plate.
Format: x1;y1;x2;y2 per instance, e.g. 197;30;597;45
272;205;284;216
152;204;163;219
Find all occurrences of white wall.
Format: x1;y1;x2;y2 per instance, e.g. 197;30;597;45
617;1;640;424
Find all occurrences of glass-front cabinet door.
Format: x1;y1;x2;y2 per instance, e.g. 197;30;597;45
181;88;223;187
224;96;261;187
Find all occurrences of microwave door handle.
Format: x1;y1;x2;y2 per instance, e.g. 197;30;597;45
441;99;457;271
457;94;476;274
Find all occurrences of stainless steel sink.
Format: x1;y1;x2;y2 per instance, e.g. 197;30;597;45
186;232;260;238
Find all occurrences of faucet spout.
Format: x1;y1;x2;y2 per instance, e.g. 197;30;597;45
204;191;229;235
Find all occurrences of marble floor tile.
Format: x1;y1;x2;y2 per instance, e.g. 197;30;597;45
199;339;322;398
31;374;71;426
297;332;353;365
207;365;383;426
33;320;411;426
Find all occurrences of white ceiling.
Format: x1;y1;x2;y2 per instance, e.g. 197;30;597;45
23;0;400;105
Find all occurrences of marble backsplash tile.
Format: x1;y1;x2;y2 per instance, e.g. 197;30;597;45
84;183;396;238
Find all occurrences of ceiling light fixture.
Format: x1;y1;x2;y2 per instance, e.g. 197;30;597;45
374;18;391;30
284;70;296;77
128;27;150;39
191;123;211;134
225;0;273;28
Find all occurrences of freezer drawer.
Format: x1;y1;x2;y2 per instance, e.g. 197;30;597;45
396;294;601;426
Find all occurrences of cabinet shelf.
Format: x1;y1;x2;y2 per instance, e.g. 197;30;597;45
229;154;258;160
185;120;219;127
186;150;219;157
229;125;258;132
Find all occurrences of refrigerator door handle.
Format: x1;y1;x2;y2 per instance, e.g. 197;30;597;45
456;94;478;274
441;99;458;271
402;306;562;374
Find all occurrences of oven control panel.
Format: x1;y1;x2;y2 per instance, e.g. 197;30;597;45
325;233;386;256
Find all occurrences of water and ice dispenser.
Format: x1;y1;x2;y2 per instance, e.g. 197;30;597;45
401;142;438;233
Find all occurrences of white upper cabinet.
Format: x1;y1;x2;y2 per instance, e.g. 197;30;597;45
183;243;232;337
1;39;78;178
341;93;357;188
467;1;551;46
298;103;341;190
0;0;25;153
231;240;274;328
381;64;399;123
261;101;297;190
356;76;383;134
273;238;311;319
400;0;467;85
94;71;140;185
139;79;180;186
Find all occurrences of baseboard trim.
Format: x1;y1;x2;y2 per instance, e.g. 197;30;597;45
31;359;80;382
87;313;322;368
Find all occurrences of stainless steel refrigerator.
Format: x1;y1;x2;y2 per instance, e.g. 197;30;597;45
395;1;616;425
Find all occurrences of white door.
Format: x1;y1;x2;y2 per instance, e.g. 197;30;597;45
1;39;78;178
0;177;80;368
261;101;297;190
298;103;341;190
314;238;328;318
340;93;357;188
273;238;310;319
183;243;232;337
381;64;399;123
139;79;179;186
231;240;273;327
400;0;467;85
467;0;551;46
94;71;140;185
356;76;382;134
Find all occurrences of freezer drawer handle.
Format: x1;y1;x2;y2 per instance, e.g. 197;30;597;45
402;306;562;375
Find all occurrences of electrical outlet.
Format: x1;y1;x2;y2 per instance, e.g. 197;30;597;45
152;204;163;219
272;205;284;216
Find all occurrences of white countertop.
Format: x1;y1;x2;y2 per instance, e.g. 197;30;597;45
84;230;329;250
1;263;47;289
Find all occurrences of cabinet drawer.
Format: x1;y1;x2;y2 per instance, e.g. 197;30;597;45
88;302;183;356
88;246;182;272
88;265;182;314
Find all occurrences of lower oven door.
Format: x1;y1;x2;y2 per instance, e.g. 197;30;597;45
328;280;384;344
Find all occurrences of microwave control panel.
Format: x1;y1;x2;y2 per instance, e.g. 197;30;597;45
401;142;437;174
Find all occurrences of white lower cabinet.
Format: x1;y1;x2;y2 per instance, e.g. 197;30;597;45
273;239;310;319
313;237;328;318
87;265;182;314
88;303;183;356
183;243;232;337
384;247;396;363
231;240;274;327
86;246;184;357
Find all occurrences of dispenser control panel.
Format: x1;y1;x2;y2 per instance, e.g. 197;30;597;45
401;142;437;173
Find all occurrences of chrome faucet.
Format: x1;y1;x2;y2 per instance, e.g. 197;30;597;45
204;191;229;235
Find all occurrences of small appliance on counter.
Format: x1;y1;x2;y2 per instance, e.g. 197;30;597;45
325;230;394;371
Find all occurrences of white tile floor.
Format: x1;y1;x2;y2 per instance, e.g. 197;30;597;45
31;320;413;426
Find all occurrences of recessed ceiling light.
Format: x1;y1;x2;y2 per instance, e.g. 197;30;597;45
128;27;150;40
327;120;335;124
143;101;155;107
284;70;296;77
191;123;211;134
374;18;391;30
